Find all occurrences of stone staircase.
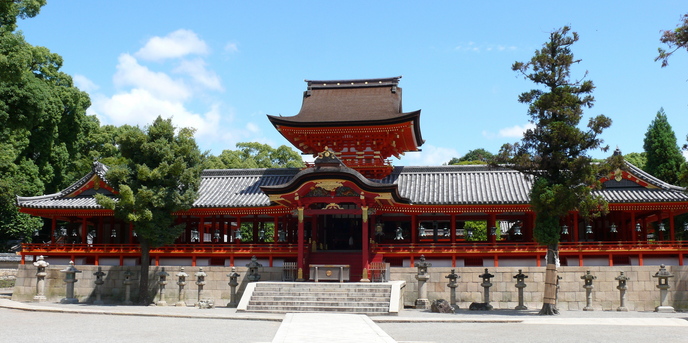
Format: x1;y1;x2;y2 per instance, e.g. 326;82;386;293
238;281;404;315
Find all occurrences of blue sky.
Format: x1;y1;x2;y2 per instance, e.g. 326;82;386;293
17;1;688;165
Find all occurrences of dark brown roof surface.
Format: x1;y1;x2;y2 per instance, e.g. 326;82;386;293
267;77;421;125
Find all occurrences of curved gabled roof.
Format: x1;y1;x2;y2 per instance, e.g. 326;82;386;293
16;161;115;210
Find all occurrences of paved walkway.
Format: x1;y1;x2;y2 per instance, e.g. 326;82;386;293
272;313;397;343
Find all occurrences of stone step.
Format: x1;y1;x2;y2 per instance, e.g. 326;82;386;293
250;296;389;302
245;305;390;313
253;290;391;297
248;300;389;307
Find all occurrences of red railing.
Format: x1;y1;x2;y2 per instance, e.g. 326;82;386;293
373;241;688;255
20;243;305;256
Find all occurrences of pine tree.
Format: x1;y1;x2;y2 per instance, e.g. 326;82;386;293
498;26;614;315
643;108;684;184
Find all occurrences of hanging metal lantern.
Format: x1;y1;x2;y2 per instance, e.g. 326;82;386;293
60;226;67;237
277;226;286;242
514;225;523;236
684;222;688;232
418;225;425;237
659;223;666;232
234;228;242;241
110;228;117;238
561;225;569;235
636;223;642;232
610;223;617;233
585;225;593;234
467;228;473;238
214;229;220;241
394;227;404;240
191;228;199;242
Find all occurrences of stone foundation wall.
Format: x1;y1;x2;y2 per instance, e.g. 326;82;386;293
0;269;17;280
12;264;688;311
391;266;688;311
12;265;285;305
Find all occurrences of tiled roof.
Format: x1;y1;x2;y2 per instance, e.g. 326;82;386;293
16;163;688;210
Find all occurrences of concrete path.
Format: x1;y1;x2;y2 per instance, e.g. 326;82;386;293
272;313;397;343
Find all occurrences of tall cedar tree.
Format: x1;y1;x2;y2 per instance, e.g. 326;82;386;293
95;117;203;304
656;13;688;186
498;26;614;315
643;108;684;185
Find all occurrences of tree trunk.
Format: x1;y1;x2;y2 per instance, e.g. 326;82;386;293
138;239;151;305
539;243;559;315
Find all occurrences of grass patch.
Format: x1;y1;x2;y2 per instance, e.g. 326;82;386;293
0;279;15;288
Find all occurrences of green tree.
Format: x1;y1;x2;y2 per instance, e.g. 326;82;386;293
0;0;94;248
207;142;304;169
642;108;685;184
448;148;494;165
656;13;688;68
96;117;203;304
624;152;647;170
498;26;615;315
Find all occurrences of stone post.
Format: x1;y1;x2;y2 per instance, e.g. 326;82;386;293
445;269;460;309
227;267;241;308
615;271;630;312
156;267;169;306
653;264;675;313
32;255;49;302
176;267;188;307
122;269;133;305
479;268;494;310
93;267;106;305
513;269;528;310
414;255;432;309
60;261;82;304
581;270;596;311
246;256;263;282
195;267;207;306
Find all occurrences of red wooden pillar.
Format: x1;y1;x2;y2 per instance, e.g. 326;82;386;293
81;217;88;244
630;212;637;243
252;215;259;243
198;216;205;243
411;214;418;244
669;210;676;241
450;214;457;244
361;206;370;281
487;213;497;243
297;207;305;280
51;217;56;243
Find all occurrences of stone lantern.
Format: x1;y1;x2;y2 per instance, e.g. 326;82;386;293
176;267;189;307
414;255;432;309
246;256;263;282
60;261;82;304
227;267;241;308
615;271;630;312
93;267;106;305
652;264;675;312
479;268;494;310
513;269;528;310
122;269;134;305
195;267;207;306
445;269;460;309
32;255;49;302
156;267;169;306
581;270;596;311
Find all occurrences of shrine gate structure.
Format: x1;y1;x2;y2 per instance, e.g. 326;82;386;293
17;77;688;281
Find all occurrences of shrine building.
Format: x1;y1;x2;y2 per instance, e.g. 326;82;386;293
16;76;688;282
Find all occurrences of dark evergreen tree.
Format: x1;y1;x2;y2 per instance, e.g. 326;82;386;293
497;26;617;315
643;108;684;184
96;117;203;304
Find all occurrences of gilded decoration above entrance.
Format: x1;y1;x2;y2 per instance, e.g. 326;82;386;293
314;180;343;192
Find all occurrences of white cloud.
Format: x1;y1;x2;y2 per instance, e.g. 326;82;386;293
73;74;99;92
135;29;209;61
498;123;536;138
173;58;223;91
113;54;191;101
398;144;459;166
224;42;238;53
